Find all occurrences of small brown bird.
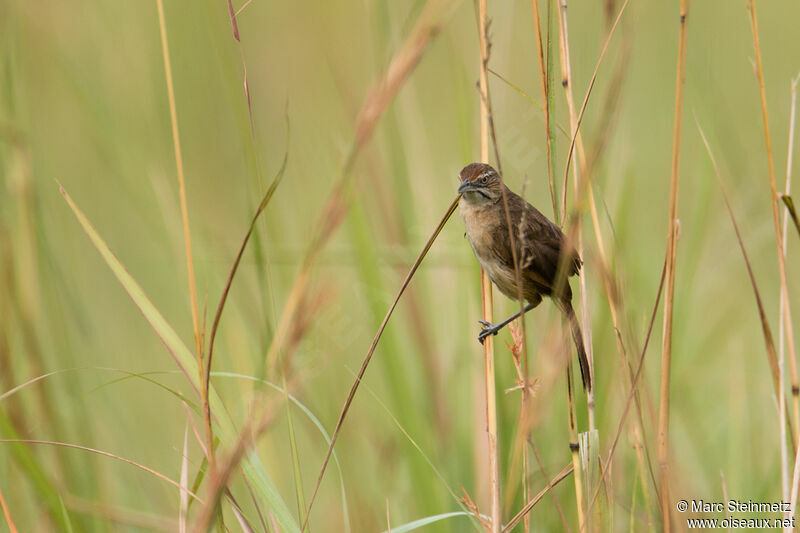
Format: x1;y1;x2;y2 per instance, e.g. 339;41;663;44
458;162;591;391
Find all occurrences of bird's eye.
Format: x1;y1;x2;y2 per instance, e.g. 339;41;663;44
480;175;489;184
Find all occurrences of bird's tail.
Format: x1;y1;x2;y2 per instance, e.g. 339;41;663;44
560;301;592;392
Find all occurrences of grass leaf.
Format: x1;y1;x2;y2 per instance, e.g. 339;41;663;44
781;195;800;239
59;185;300;532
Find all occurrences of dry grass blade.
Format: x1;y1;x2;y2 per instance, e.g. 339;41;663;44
265;0;452;375
353;0;448;148
657;1;689;528
460;487;492;532
301;195;460;531
528;436;571;532
503;463;573;532
529;0;557;218
477;1;502;530
0;440;202;503
59;186;199;391
552;0;627;526
697;125;790;433
781;75;800;455
486;69;571;139
192;398;280;533
559;0;629;217
790;438;800;517
225;0;240;42
63;496;179;532
747;0;798;452
179;424;189;533
155;0;207;457
0;369;73;403
586;255;667;517
204;143;288;456
0;486;18;533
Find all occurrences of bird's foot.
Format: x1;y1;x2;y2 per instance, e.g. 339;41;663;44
478;320;501;344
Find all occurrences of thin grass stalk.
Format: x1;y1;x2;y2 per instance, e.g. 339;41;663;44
552;1;593;527
192;396;281;533
179;424;189;533
61;495;178;532
224;0;282;384
529;436;571;531
782;76;800;523
530;0;557;220
565;365;586;531
594;248;657;530
264;0;449;377
658;1;688;529
697;124;797;528
585;47;658;523
503;463;574;532
302;196;460;532
555;0;628;436
476;3;534;527
546;0;558;223
203;147;287;476
781;242;790;525
526;2;554;526
284;373;306;527
154;0;211;466
0;485;18;533
552;18;636;513
790;437;800;519
720;472;731;525
747;0;797;451
781;75;800;473
588;256;668;517
549;39;632;533
0;439;202;503
477;2;501;530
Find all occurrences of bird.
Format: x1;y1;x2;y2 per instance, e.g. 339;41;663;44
457;162;591;391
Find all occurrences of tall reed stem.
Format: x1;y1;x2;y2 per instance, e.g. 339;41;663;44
781;76;799;524
155;0;212;466
748;0;799;521
658;1;689;529
478;1;501;530
553;1;590;528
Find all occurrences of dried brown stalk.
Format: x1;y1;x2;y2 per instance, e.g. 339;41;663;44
503;463;574;532
192;397;281;533
477;1;502;531
301;195;460;531
264;0;449;378
782;75;800;515
588;255;668;517
657;1;688;529
530;0;557;219
155;0;211;465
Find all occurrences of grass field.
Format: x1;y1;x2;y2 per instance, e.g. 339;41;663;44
2;0;800;531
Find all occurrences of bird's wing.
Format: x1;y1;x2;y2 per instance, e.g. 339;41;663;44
505;195;581;296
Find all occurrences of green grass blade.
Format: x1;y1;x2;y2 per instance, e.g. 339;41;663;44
382;511;478;533
59;185;299;532
59;184;199;389
0;413;70;530
212;372;351;532
781;194;800;239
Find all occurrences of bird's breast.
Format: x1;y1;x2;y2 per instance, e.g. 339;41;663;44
459;201;496;261
459;201;519;299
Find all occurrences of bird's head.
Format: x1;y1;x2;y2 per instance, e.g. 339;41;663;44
457;163;502;205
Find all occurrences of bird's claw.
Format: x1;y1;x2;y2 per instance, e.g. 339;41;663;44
477;321;500;344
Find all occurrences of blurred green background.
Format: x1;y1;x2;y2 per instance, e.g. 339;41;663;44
2;0;800;531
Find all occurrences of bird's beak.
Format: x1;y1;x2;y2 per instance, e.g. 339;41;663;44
458;180;477;195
